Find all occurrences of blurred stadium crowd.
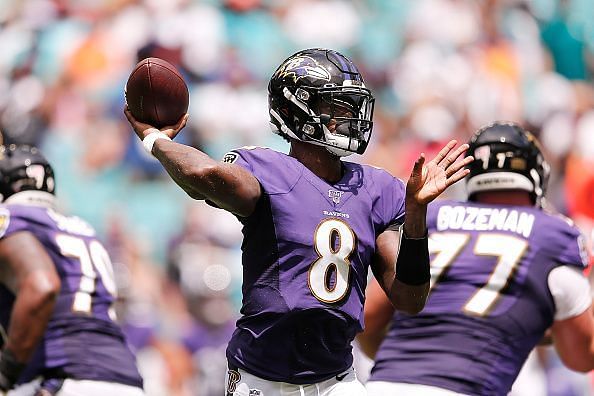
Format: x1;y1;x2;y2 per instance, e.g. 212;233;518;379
1;0;594;394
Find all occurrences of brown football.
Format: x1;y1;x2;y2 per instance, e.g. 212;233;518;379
125;57;189;128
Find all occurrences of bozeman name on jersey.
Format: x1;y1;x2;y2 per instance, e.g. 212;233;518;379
436;205;535;238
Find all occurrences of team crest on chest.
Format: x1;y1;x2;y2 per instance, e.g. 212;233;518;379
328;189;343;204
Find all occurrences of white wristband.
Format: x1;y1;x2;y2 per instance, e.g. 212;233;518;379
142;129;171;156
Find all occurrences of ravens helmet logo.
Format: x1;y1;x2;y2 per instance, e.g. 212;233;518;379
275;56;331;83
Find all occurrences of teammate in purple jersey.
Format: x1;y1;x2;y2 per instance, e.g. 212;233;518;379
125;48;472;395
0;145;143;395
360;122;594;396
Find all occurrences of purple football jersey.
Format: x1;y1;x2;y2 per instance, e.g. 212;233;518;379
370;200;588;395
0;204;142;388
224;147;405;383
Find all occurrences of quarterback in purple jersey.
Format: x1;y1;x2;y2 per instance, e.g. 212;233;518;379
125;48;472;395
0;145;143;395
360;122;594;396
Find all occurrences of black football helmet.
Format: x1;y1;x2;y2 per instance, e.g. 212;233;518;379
268;48;375;157
0;144;55;202
466;121;550;206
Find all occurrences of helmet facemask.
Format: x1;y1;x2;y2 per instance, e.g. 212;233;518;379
298;85;374;157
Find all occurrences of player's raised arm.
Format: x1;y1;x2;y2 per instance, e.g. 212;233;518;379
0;232;60;391
371;140;473;314
124;108;261;217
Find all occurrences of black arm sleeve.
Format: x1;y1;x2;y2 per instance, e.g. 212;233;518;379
395;232;431;286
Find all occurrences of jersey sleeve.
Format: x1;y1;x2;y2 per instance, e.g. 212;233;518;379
221;147;298;195
557;223;589;269
0;206;30;239
373;170;406;233
547;266;592;321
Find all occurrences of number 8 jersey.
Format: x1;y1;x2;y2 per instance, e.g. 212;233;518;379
0;202;143;389
224;147;406;384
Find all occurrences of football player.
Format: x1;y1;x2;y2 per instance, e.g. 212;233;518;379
359;122;594;395
125;48;472;395
0;145;144;395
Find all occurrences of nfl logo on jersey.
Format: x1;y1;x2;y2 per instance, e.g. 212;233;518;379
328;189;343;204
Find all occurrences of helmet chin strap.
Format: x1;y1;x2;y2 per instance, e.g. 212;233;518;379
322;124;358;157
325;146;353;157
269;109;301;141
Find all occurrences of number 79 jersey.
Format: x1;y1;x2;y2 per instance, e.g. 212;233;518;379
0;204;142;388
370;199;589;395
224;147;405;384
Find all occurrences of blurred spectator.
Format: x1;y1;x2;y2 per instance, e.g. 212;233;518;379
166;203;240;396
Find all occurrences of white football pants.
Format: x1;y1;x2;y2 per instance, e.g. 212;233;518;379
225;366;367;396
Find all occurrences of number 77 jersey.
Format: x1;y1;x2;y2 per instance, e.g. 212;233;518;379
370;199;589;395
0;204;142;388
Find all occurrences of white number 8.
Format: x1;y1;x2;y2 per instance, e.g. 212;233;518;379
308;218;356;304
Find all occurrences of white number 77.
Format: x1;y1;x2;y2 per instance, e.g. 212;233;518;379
55;234;117;318
429;233;528;315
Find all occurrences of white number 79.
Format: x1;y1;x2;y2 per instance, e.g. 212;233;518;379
55;234;117;319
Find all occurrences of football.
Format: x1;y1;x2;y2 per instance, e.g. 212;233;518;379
125;57;189;128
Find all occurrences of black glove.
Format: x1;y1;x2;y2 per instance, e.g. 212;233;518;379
0;349;26;391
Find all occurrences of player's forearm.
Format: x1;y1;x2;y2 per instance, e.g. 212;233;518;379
391;235;430;313
403;200;427;238
374;274;427;314
357;330;386;360
390;200;430;313
551;306;594;372
373;230;430;314
554;335;594;372
388;279;429;315
6;270;58;362
153;140;261;216
152;139;215;200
